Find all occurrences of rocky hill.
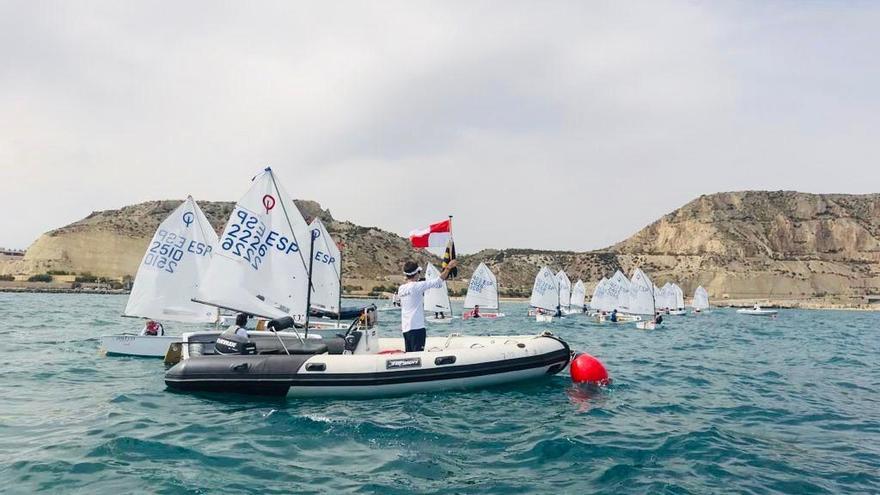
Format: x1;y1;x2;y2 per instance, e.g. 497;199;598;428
2;199;438;285
456;191;880;301
4;191;879;302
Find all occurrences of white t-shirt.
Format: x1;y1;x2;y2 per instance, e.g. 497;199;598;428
398;278;443;333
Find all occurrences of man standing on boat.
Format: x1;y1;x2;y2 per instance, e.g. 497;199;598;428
398;259;458;352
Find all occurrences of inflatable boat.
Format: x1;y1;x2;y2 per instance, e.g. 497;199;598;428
164;318;571;398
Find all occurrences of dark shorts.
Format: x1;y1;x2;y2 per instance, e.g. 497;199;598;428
403;328;426;352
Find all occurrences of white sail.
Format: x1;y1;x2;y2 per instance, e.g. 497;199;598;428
124;196;219;323
590;278;608;311
571;280;586;310
657;283;673;310
195;168;312;321
555;270;572;310
692;286;710;310
424;263;452;313
529;266;559;311
308;218;341;314
672;283;685;309
603;274;623;311
628;268;656;315
464;262;499;310
611;270;631;312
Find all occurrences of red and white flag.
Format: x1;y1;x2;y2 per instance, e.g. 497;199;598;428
409;219;451;248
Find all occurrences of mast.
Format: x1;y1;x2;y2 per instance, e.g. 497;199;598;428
337;240;343;327
304;230;316;338
448;214;454;318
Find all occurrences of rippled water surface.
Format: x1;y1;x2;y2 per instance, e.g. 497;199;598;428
1;293;879;494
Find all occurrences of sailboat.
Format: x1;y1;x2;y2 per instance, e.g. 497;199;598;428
630;268;660;330
692;285;710;314
194;167;312;322
588;278;608;315
570;279;586;314
101;196;219;357
592;270;641;323
529;266;559;322
463;262;504;319
304;218;362;329
669;283;687;315
555;270;572;315
424;263;454;324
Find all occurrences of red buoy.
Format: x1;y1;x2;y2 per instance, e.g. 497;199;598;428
570;353;610;385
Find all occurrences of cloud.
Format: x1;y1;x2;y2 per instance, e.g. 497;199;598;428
1;1;879;252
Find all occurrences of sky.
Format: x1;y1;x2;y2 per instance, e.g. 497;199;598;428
2;1;879;253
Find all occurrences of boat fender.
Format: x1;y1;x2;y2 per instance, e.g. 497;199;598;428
344;331;362;353
268;316;295;332
215;329;256;355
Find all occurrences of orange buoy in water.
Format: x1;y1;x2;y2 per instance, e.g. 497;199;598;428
570;353;610;385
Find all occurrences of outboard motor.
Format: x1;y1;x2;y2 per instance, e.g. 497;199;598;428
214;329;257;355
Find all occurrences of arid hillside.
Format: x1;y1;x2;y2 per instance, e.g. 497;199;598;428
4;191;879;302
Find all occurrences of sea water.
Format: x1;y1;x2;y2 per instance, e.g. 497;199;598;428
0;292;878;494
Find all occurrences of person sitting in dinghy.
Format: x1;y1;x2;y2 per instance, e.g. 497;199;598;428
609;309;618;323
654;312;664;325
472;305;481;318
398;259;458;353
229;313;249;338
140;320;164;336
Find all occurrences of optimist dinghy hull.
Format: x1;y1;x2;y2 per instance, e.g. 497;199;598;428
165;334;571;398
101;334;178;357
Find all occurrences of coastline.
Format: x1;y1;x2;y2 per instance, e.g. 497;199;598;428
2;288;876;312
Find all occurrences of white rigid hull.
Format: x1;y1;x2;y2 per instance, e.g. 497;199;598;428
101;334;179;357
166;334;571;398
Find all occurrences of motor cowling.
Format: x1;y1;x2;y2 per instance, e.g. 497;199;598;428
214;329;255;355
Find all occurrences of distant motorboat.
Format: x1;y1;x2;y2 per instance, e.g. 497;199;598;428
737;304;778;316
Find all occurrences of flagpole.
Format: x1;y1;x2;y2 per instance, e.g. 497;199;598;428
448;215;454;318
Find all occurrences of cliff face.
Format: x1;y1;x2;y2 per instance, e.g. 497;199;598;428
4;191;879;300
456;191;880;299
6;199;437;281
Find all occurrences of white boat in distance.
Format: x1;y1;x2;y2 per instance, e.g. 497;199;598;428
737;304;778;316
